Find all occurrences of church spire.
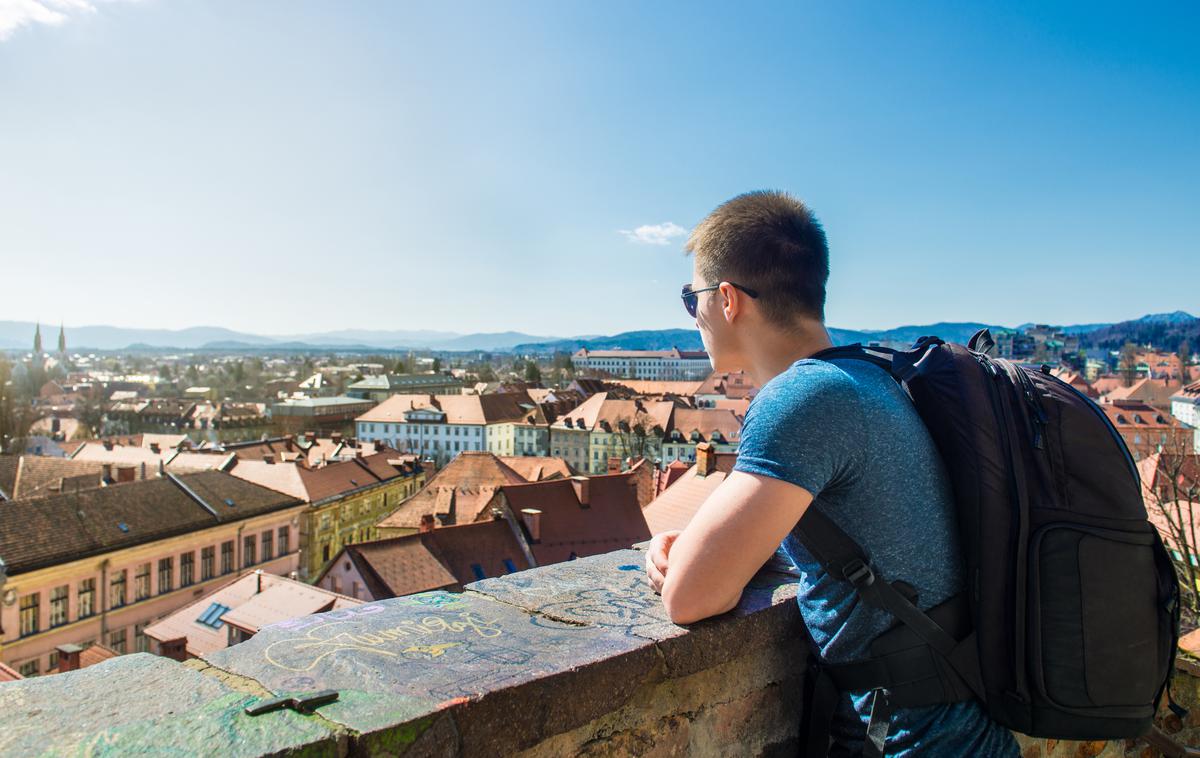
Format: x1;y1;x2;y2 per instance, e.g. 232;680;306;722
57;323;66;354
33;322;42;355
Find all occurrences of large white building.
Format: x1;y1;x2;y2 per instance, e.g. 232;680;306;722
1170;381;1200;453
571;348;711;380
355;393;533;465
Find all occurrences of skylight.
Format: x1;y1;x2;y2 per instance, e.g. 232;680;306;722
197;602;231;629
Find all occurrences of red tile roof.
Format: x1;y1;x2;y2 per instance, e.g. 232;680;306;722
498;472;651;564
327;519;531;598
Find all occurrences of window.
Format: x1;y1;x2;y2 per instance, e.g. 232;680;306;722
503;559;517;573
19;593;39;637
78;578;96;619
135;622;150;653
110;570;127;609
243;535;256;567
158;557;173;594
278;526;290;554
262;530;274;562
48;650;60;672
180;552;195;587
49;585;68;627
221;540;234;574
470;563;486;580
135;563;151;600
109;628;127;654
18;660;39;677
322;542;331;562
197;602;231;629
201;546;215;581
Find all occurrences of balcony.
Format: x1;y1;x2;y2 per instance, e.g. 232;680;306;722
1;543;1198;756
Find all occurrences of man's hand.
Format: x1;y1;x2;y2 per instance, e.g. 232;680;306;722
645;530;682;594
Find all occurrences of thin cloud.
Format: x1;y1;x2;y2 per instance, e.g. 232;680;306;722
0;0;138;41
619;221;688;246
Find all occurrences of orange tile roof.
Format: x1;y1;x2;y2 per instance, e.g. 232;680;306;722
47;644;119;674
497;456;574;481
145;572;360;656
0;662;22;682
643;453;740;534
376;451;527;530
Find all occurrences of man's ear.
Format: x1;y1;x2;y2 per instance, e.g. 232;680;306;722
719;281;742;323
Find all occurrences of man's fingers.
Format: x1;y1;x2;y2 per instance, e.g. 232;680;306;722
645;560;666;594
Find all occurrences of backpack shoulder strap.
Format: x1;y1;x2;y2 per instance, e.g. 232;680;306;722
795;508;969;667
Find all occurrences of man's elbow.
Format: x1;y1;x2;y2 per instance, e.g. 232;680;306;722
661;581;740;625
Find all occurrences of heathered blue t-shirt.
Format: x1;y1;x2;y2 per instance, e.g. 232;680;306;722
733;357;1019;757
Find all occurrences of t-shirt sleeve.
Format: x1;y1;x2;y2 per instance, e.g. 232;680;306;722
732;364;863;498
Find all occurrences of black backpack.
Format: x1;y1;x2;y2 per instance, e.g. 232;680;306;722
797;331;1182;757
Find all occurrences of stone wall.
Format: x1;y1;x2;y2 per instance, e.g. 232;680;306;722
1;542;1197;757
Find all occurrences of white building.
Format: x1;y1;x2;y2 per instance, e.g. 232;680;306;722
1169;381;1200;453
571;347;711;380
356;393;532;465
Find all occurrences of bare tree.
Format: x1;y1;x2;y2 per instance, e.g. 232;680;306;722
1143;433;1200;627
1119;342;1140;387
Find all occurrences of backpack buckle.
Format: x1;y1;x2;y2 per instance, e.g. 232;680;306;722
842;559;875;588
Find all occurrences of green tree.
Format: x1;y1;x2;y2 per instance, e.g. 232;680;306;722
524;360;541;383
432;357;442;373
1180;339;1192;373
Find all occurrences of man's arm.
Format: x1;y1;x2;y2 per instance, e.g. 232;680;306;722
657;470;814;625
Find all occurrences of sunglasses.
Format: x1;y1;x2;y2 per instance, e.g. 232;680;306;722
681;282;759;317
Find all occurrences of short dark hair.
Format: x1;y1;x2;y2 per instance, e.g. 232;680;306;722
685;190;829;324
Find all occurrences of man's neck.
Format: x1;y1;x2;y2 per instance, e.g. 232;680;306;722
742;319;834;388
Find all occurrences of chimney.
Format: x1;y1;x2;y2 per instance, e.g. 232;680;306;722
570;475;590;508
262;454;275;465
696;442;715;477
419;513;437;533
304;431;316;443
101;464;113;483
374;439;385;453
520;508;542;542
607;456;621;474
56;643;83;672
116;465;135;483
157;459;165;477
331;432;342;444
102;439;113;451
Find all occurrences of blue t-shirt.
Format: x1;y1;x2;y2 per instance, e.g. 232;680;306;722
733;357;1019;757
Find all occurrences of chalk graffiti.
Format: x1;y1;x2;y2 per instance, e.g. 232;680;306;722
401;642;459;659
264;604;388;632
263;611;504;672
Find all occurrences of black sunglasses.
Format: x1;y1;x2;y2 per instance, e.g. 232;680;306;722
681;282;759;318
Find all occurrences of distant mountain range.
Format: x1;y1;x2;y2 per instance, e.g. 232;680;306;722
0;311;1194;354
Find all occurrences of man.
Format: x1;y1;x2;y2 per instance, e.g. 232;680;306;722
644;191;1018;756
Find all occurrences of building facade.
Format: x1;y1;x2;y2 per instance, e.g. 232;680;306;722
571;348;712;380
0;472;304;678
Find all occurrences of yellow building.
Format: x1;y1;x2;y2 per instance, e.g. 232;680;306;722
0;471;304;677
227;447;426;580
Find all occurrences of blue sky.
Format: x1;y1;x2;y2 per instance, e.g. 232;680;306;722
0;1;1196;337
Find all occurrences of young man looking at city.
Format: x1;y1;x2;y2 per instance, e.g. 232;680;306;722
644;191;1018;756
